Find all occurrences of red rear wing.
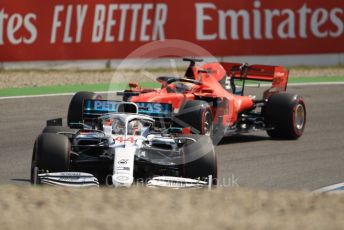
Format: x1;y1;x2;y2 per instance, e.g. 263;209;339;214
220;62;289;91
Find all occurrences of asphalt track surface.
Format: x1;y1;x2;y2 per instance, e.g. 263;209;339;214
0;84;344;191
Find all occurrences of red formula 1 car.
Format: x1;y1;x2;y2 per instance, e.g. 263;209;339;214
119;58;306;144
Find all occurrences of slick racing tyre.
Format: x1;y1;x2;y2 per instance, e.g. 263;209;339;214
67;91;102;126
174;100;213;136
264;93;306;139
30;133;71;183
181;135;218;186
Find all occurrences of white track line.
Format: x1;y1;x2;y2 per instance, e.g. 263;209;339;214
0;91;117;100
313;182;344;193
0;82;343;100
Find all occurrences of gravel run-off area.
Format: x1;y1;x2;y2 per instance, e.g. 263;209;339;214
0;186;343;230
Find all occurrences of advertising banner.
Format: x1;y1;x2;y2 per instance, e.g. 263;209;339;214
0;0;343;61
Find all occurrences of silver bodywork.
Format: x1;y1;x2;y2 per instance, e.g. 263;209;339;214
36;112;210;188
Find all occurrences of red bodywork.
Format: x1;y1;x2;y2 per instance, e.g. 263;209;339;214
128;62;289;127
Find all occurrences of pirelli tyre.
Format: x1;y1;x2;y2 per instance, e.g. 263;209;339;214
174;100;213;136
67;91;102;126
181;135;218;186
264;93;306;140
30;133;71;184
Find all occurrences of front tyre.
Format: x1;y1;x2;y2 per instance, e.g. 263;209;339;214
30;133;71;184
174;100;213;136
264;93;306;139
181;135;218;186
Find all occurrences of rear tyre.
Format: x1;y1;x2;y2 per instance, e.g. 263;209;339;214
264;93;306;139
67;91;102;126
174;100;213;135
30;133;71;183
181;135;217;186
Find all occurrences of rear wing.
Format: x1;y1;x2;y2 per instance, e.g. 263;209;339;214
135;102;172;118
83;100;138;119
220;62;289;92
83;99;172;119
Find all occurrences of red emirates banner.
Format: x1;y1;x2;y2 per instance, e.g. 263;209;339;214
0;0;343;61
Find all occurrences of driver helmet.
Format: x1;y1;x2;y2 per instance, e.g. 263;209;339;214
128;120;143;135
112;119;125;135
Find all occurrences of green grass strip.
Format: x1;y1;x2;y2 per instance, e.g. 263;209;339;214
0;82;159;97
0;76;343;97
